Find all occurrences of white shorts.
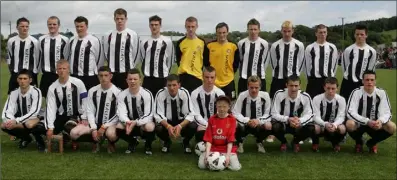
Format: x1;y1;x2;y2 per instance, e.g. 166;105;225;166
198;152;241;171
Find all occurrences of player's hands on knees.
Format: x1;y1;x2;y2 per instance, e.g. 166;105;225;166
46;129;53;138
167;124;175;138
92;130;99;141
173;124;182;138
125;120;136;135
98;128;105;138
374;120;382;130
325;123;335;132
368;120;379;130
6;120;17;129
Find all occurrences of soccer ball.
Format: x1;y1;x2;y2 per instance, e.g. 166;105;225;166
195;141;206;156
207;152;226;171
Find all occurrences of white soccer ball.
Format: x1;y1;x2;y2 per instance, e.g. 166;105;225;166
207;152;226;171
195;141;206;156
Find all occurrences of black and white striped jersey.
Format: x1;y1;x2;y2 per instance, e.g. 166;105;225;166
312;93;346;127
68;34;104;76
7;35;39;73
347;86;392;125
342;44;377;82
271;89;314;126
117;87;154;126
2;86;42;123
154;87;195;123
45;77;88;129
237;37;270;79
138;35;175;78
104;28;140;73
270;38;305;79
38;34;69;73
305;42;338;78
190;85;225;127
86;84;121;130
233;90;271;125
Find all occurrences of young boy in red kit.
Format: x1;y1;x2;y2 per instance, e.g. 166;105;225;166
198;95;241;171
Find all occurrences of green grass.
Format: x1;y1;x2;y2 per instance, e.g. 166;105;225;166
381;29;397;40
1;61;396;179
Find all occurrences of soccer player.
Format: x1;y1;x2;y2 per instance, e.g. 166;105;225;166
38;16;70;98
340;24;377;101
305;24;338;98
312;77;346;152
117;68;155;155
237;18;269;94
1;70;44;151
175;16;210;94
207;22;239;100
154;74;197;153
269;20;305;98
68;16;104;90
233;75;272;153
139;15;175;96
7;17;39;94
68;66;121;153
198;96;241;171
191;66;225;142
346;70;396;153
45;59;88;149
271;75;315;152
104;8;140;90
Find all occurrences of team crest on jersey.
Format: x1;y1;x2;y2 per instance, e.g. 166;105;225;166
226;49;231;54
216;128;223;135
196;46;202;51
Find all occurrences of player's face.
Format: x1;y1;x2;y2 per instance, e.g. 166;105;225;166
282;27;294;40
216;100;230;116
127;73;141;89
98;71;112;85
47;18;59;34
247;24;259;39
114;14;127;29
56;63;70;78
203;71;215;87
17;22;29;36
354;29;367;44
363;74;376;90
324;83;337;97
149;20;161;35
75;21;88;37
316;28;327;41
185;21;198;37
216;26;228;42
17;74;32;89
248;81;261;98
167;80;180;97
287;80;300;98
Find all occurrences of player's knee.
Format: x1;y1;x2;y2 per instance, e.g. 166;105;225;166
345;120;357;131
144;122;155;132
187;122;198;130
1;123;6;129
384;121;396;134
314;125;321;135
197;125;206;131
228;163;242;171
338;125;346;134
198;157;207;170
264;122;272;131
69;128;81;140
24;122;36;129
237;123;245;132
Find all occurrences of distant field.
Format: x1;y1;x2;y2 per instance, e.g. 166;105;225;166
381;29;397;40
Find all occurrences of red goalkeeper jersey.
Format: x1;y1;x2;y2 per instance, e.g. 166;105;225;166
203;114;237;153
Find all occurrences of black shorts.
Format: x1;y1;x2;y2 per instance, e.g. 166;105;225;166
8;71;38;94
237;77;266;95
52;115;78;135
306;77;326;98
40;72;59;98
220;80;236;100
179;73;202;94
143;76;166;96
112;72;128;90
71;75;99;91
269;78;286;98
340;78;362;101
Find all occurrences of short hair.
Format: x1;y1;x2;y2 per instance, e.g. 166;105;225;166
363;70;376;79
215;95;231;106
247;75;261;86
56;59;69;66
203;66;216;73
355;24;368;34
98;66;112;73
16;17;29;26
114;8;127;18
17;69;32;79
149;15;162;25
315;24;327;32
215;22;229;32
185;16;198;23
286;74;301;84
281;20;294;29
247;18;260;29
166;74;180;83
74;16;88;26
127;68;141;78
324;77;338;87
48;16;60;25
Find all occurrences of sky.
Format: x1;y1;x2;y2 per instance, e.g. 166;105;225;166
1;1;396;38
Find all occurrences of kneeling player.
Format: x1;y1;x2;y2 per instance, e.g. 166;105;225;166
198;96;241;171
1;70;44;151
69;66;121;152
312;77;346;152
271;75;315;152
346;71;396;153
233;75;271;153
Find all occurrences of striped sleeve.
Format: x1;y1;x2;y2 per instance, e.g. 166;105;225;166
191;90;207;127
312;95;326;126
333;96;346;126
180;88;195;122
154;89;167;123
86;88;97;129
232;93;250;124
117;91;129;123
45;86;57;129
2;93;16;121
378;89;392;124
137;89;154;126
299;93;314;126
258;92;272;125
347;89;369;125
270;90;289;123
16;88;42;123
